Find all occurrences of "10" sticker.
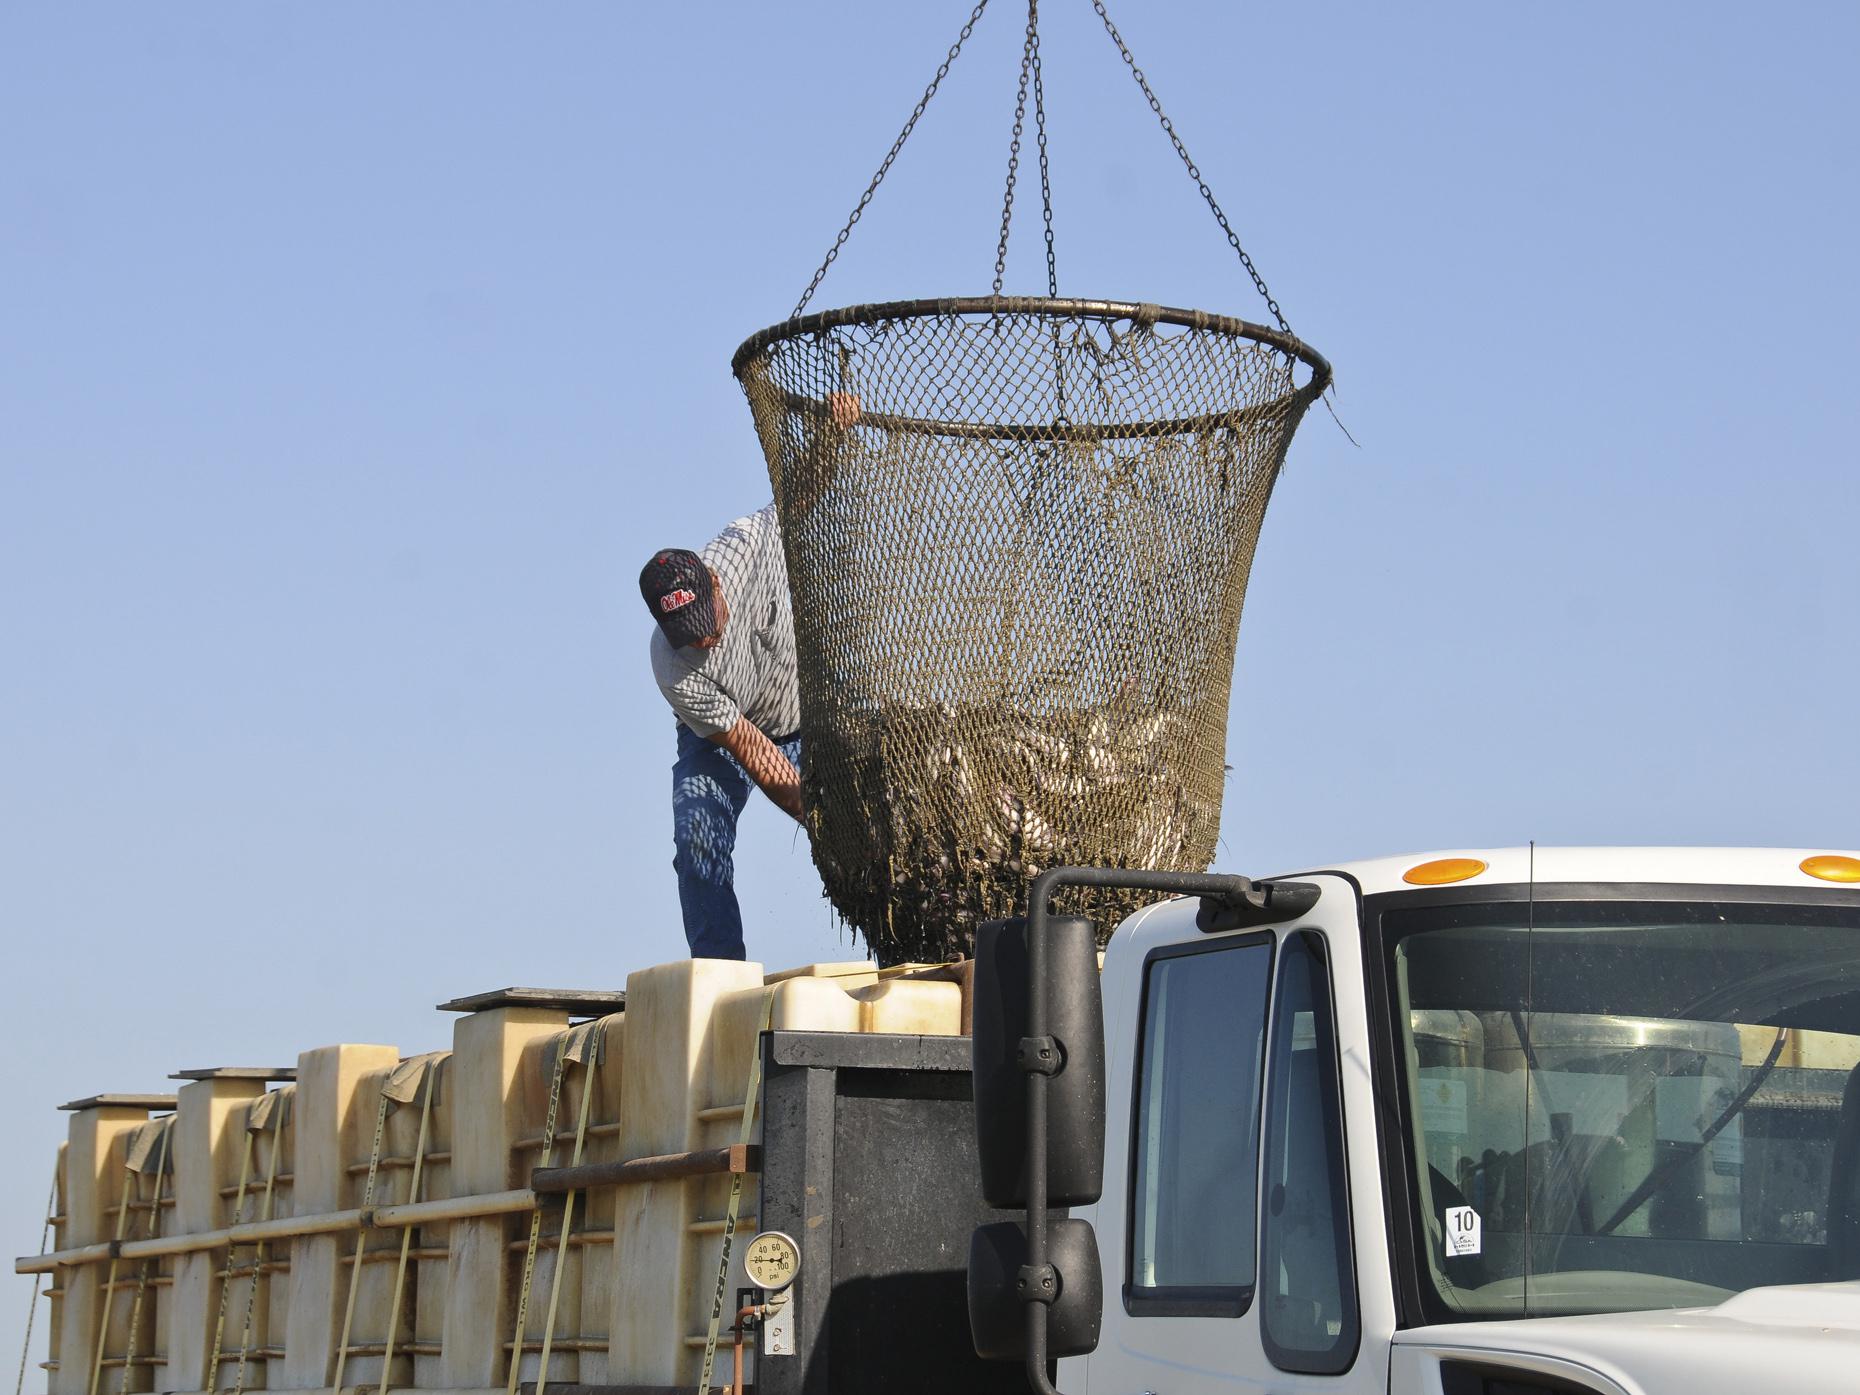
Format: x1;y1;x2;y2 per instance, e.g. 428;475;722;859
1445;1205;1482;1257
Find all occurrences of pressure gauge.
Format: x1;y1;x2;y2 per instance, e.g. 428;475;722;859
743;1230;801;1292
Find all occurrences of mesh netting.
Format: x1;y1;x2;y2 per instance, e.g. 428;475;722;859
734;297;1327;964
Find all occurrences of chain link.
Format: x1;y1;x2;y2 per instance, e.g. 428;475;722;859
697;993;776;1395
791;0;992;319
203;1131;256;1395
1090;0;1290;335
1031;18;1058;299
991;3;1038;295
993;1;1059;298
117;1127;172;1395
231;1103;288;1395
330;1095;393;1395
789;0;1298;340
504;1044;571;1395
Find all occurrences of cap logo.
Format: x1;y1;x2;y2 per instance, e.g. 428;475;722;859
659;588;696;613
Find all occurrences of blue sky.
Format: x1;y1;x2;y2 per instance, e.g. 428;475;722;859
3;1;1856;1365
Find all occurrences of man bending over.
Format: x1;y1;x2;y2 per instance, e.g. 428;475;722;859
639;506;802;959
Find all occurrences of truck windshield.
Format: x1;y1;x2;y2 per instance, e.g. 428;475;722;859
1381;893;1860;1320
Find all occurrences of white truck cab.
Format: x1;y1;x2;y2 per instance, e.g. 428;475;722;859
972;847;1860;1395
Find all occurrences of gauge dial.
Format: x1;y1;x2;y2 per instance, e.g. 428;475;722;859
743;1230;801;1291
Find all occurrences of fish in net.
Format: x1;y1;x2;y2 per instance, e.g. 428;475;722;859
734;298;1327;963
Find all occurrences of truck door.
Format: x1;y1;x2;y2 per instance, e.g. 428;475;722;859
1083;875;1392;1395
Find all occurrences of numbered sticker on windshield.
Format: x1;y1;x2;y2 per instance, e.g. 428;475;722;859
1444;1205;1482;1257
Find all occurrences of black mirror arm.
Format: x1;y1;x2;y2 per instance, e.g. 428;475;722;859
1019;866;1300;1395
1196;877;1321;932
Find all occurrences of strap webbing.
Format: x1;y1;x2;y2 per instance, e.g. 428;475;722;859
697;992;775;1395
331;1094;393;1393
86;1160;138;1395
14;1163;58;1395
376;1062;440;1395
534;1041;602;1395
204;1128;258;1390
116;1126;173;1395
230;1099;289;1395
505;1046;572;1395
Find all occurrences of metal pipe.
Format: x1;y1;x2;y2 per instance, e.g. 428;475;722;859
731;1305;755;1395
767;385;1300;444
373;1189;537;1228
20;1133;760;1274
157;1207;365;1260
531;1145;757;1195
1020;866;1255;1395
22;1242;110;1273
17;1189;540;1274
730;295;1334;398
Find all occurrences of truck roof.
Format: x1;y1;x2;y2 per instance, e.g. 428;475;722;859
1117;847;1860;944
1269;845;1860;898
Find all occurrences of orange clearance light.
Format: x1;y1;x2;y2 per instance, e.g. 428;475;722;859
1403;857;1489;886
1801;855;1860;884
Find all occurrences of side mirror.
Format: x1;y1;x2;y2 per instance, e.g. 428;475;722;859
967;867;1309;1394
969;912;1105;1369
967;1218;1102;1360
971;915;1105;1207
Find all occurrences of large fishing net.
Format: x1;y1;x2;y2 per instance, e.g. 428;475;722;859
723;0;1333;962
734;297;1328;962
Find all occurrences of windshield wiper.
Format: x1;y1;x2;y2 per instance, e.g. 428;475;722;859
1595;1026;1789;1237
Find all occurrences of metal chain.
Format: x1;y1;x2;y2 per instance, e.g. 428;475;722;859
331;1093;393;1395
87;1162;138;1395
377;1062;439;1395
117;1125;172;1395
791;0;993;319
504;1044;571;1395
991;2;1039;296
231;1100;289;1395
697;992;776;1395
534;1040;601;1395
1030;12;1058;299
204;1130;258;1393
1090;0;1290;334
1020;0;1067;418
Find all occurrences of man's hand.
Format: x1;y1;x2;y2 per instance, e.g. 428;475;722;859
712;717;804;823
826;391;862;429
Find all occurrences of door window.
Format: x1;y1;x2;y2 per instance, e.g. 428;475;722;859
1127;935;1274;1316
1260;930;1360;1373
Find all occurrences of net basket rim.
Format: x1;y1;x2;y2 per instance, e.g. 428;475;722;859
729;294;1332;400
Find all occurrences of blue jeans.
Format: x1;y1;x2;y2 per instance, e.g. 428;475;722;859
672;722;803;960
